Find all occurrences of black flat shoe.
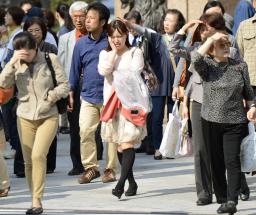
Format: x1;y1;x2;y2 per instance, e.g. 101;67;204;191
135;147;145;153
16;172;25;178
154;154;162;160
196;198;212;206
59;127;70;134
217;201;237;214
125;182;138;196
240;189;250;201
26;207;43;215
46;170;54;174
112;188;124;199
68;168;84;176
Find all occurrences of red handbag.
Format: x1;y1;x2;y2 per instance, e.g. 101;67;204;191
101;89;147;127
0;87;14;105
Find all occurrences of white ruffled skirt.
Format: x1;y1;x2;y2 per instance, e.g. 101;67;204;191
101;111;147;144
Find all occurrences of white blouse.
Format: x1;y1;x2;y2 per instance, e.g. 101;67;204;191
98;47;144;105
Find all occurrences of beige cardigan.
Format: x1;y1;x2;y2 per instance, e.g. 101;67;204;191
0;51;70;120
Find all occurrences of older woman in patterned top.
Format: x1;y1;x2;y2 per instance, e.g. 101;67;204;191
192;32;256;215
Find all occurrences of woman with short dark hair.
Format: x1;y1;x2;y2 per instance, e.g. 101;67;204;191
23;17;57;54
169;12;240;207
193;31;256;214
0;31;69;215
23;17;58;175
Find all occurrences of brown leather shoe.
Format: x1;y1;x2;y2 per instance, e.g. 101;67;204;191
102;168;116;183
0;187;10;197
78;168;100;184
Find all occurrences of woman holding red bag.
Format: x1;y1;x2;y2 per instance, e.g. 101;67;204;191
98;19;150;199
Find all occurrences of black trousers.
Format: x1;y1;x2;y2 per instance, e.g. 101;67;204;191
67;88;83;170
95;122;103;160
46;136;57;171
2;103;19;150
191;101;212;200
201;118;248;203
138;112;154;151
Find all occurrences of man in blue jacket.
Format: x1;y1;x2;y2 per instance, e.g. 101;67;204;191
69;2;117;184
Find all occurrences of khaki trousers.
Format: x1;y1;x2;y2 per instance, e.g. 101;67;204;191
17;116;58;198
79;100;117;172
0;128;9;190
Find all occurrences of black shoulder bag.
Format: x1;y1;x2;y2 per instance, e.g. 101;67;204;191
138;29;159;92
45;52;68;114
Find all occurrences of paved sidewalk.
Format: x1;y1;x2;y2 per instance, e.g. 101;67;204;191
1;134;256;215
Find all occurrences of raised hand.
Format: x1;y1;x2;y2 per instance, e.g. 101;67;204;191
247;107;256;122
10;50;29;66
210;32;229;42
108;36;117;52
181;20;203;32
119;18;133;29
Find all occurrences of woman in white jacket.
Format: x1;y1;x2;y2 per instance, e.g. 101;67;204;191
98;19;150;199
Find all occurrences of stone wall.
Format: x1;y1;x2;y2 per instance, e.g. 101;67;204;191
219;0;239;16
115;0;240;21
167;0;208;21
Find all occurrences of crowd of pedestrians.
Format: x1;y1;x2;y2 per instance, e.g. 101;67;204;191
1;0;256;215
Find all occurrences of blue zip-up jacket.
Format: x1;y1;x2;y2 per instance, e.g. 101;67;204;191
69;31;108;104
232;0;255;35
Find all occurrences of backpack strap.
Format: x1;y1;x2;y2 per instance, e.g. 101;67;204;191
45;52;57;88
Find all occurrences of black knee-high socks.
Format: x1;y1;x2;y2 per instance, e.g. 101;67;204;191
116;148;135;189
117;150;136;184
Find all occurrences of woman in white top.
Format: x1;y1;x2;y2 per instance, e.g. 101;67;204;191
98;19;150;199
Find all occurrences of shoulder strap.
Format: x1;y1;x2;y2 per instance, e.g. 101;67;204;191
45;52;57;87
131;47;137;58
